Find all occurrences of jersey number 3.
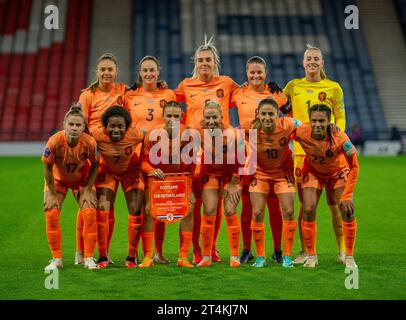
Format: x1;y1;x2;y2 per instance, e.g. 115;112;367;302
146;108;154;121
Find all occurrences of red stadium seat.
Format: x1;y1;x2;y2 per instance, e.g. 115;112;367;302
0;0;91;140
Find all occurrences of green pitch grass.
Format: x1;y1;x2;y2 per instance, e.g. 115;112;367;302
0;156;405;300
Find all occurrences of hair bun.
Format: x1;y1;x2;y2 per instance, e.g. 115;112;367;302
69;103;82;112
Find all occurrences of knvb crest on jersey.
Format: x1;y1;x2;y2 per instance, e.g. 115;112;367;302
159;99;167;108
279;137;288;147
318;92;327;101
216;89;225;98
116;96;124;105
125;146;133;156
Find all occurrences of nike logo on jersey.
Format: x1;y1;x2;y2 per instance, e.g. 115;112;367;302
133;102;142;106
190;94;197;98
241;101;248;104
294;93;301;96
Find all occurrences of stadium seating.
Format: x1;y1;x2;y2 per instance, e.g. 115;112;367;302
0;0;91;141
132;0;388;138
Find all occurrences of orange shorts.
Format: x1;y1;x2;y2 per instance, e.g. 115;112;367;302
294;155;305;184
249;173;295;195
201;174;243;191
43;178;91;195
96;167;145;193
302;167;350;191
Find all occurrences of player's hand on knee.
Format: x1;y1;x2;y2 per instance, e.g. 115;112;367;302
227;184;241;207
339;199;354;217
80;187;97;209
44;193;60;211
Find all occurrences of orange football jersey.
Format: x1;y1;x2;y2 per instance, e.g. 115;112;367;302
292;123;356;176
124;87;176;132
174;75;239;129
251;117;297;179
42;131;99;184
90;126;144;175
141;124;196;177
79;83;127;131
231;86;288;131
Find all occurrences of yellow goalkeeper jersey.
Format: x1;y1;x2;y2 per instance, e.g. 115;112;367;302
283;77;346;155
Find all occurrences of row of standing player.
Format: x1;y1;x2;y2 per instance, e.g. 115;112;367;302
43;37;357;270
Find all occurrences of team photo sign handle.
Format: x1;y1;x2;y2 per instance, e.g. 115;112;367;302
148;173;190;224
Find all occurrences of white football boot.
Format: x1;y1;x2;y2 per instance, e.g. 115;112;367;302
84;257;99;269
345;256;358;269
45;258;63;271
293;251;309;265
303;255;318;268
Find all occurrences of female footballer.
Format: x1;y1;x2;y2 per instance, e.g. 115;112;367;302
125;55;177;265
76;53;127;265
174;36;239;264
283;45;347;265
292;104;358;268
42;105;99;270
231;56;290;264
248;98;300;268
198;101;243;268
89;106;145;268
140;101;197;268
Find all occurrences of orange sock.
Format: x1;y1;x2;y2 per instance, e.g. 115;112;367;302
45;208;62;258
154;220;165;254
213;199;223;249
200;215;216;256
142;231;154;258
128;215;143;258
179;231;193;259
192;198;202;252
251;221;265;257
241;193;252;250
97;210;109;258
107;208;115;252
342;219;357;256
82;208;98;258
283;219;297;257
301;220;317;256
225;214;240;257
75;209;84;252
